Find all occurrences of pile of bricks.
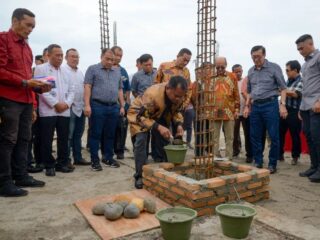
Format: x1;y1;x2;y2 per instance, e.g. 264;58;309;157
143;161;270;216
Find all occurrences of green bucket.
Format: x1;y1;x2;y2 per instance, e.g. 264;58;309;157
216;204;256;239
156;207;197;240
164;144;188;164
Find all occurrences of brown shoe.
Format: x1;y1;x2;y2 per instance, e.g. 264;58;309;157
291;158;298;165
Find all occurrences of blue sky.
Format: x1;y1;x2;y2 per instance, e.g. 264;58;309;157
1;0;319;78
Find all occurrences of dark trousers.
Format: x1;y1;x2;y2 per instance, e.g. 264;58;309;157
132;131;150;156
279;107;301;159
40;116;70;169
151;127;169;162
233;116;252;158
68;111;85;163
114;114;128;155
183;108;195;143
133;132;149;179
0;98;32;185
27;116;41;166
301;110;320;169
89;102;119;163
250;99;280;168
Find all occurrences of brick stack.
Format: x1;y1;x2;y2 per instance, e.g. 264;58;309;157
142;161;270;216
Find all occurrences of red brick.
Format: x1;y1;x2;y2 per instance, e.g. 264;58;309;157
142;179;152;187
223;170;235;175
207;197;226;206
147;176;158;183
163;197;174;205
165;174;179;185
154;171;166;179
171;186;185;196
238;165;253;172
154;186;164;193
247;182;262;189
197;208;214;216
178;198;193;208
186;191;214;200
256;186;270;194
178;181;201;191
239;191;253;198
256;169;270;178
236;173;252;183
158;181;170;189
164;190;179;201
213;168;223;174
244;195;263;203
261;177;270;185
206;178;226;189
215;161;232;168
159;162;174;170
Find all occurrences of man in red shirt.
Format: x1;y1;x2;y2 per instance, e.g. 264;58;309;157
0;8;50;197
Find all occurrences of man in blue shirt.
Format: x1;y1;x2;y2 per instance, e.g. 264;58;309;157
84;48;125;171
243;45;287;174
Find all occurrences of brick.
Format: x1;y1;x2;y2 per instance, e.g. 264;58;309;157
178;198;193;208
154;186;164;193
179;162;193;168
238;165;253;172
171;186;185;196
165;174;179;185
178;181;201;191
256;186;270;194
215;161;232;168
148;177;158;183
164;190;179;201
247;182;262;189
197;208;214;216
154;170;166;179
158;180;170;189
244;195;263;203
207;197;226;206
142;165;155;176
223;170;235;175
220;175;236;184
229;184;246;194
236;173;252;183
213;168;223;174
239;191;253;198
142;179;152;187
256;169;270;178
206;178;226;189
261;176;270;185
186;191;214;200
159;162;174;170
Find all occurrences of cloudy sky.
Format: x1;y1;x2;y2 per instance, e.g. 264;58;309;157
1;0;319;78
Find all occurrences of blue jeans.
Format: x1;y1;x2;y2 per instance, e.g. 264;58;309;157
68;111;85;162
250;99;279;168
89;102;119;164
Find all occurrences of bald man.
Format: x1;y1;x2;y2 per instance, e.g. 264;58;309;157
213;57;240;160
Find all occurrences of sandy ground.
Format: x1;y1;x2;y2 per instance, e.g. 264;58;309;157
1;134;320;239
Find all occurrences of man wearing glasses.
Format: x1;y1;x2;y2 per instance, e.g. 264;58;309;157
243;46;287;174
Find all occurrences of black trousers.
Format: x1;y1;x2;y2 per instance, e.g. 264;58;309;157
0;98;32;185
151;127;169;162
39;116;70;169
27;116;42;166
233;116;252;158
114;114;128;155
279;107;301;159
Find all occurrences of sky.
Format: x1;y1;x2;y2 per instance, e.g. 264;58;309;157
1;0;319;79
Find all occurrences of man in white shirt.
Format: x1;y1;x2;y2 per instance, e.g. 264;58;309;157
64;49;89;167
34;44;75;177
232;64;252;163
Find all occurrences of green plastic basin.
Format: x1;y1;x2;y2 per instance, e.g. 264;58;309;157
216;204;256;239
164;144;188;164
156;207;197;240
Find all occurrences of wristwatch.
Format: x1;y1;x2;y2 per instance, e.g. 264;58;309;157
22;80;28;88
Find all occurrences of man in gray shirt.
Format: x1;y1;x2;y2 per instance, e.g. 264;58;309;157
131;54;156;98
84;48;125;171
295;34;320;183
244;45;287;174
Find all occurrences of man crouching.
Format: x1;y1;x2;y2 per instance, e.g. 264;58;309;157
128;76;187;189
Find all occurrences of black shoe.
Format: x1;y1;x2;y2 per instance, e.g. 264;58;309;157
74;159;91;166
135;178;143;189
27;165;44;173
102;159;120;168
255;164;263;169
15;176;45;188
268;166;277;174
55;166;73;173
299;167;317;177
233;152;240;157
45;168;56;177
279;156;285;162
117;153;124;160
246;157;253;163
308;170;320;183
91;163;103;171
0;181;28;197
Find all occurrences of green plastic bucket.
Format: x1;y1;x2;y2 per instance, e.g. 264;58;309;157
156;207;197;240
216;204;256;239
164;144;188;164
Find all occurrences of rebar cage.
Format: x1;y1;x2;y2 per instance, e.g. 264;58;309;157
99;0;110;50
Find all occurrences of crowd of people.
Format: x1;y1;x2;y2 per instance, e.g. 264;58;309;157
1;8;320;197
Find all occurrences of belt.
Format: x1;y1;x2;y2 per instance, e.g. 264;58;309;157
253;96;277;105
92;99;117;106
